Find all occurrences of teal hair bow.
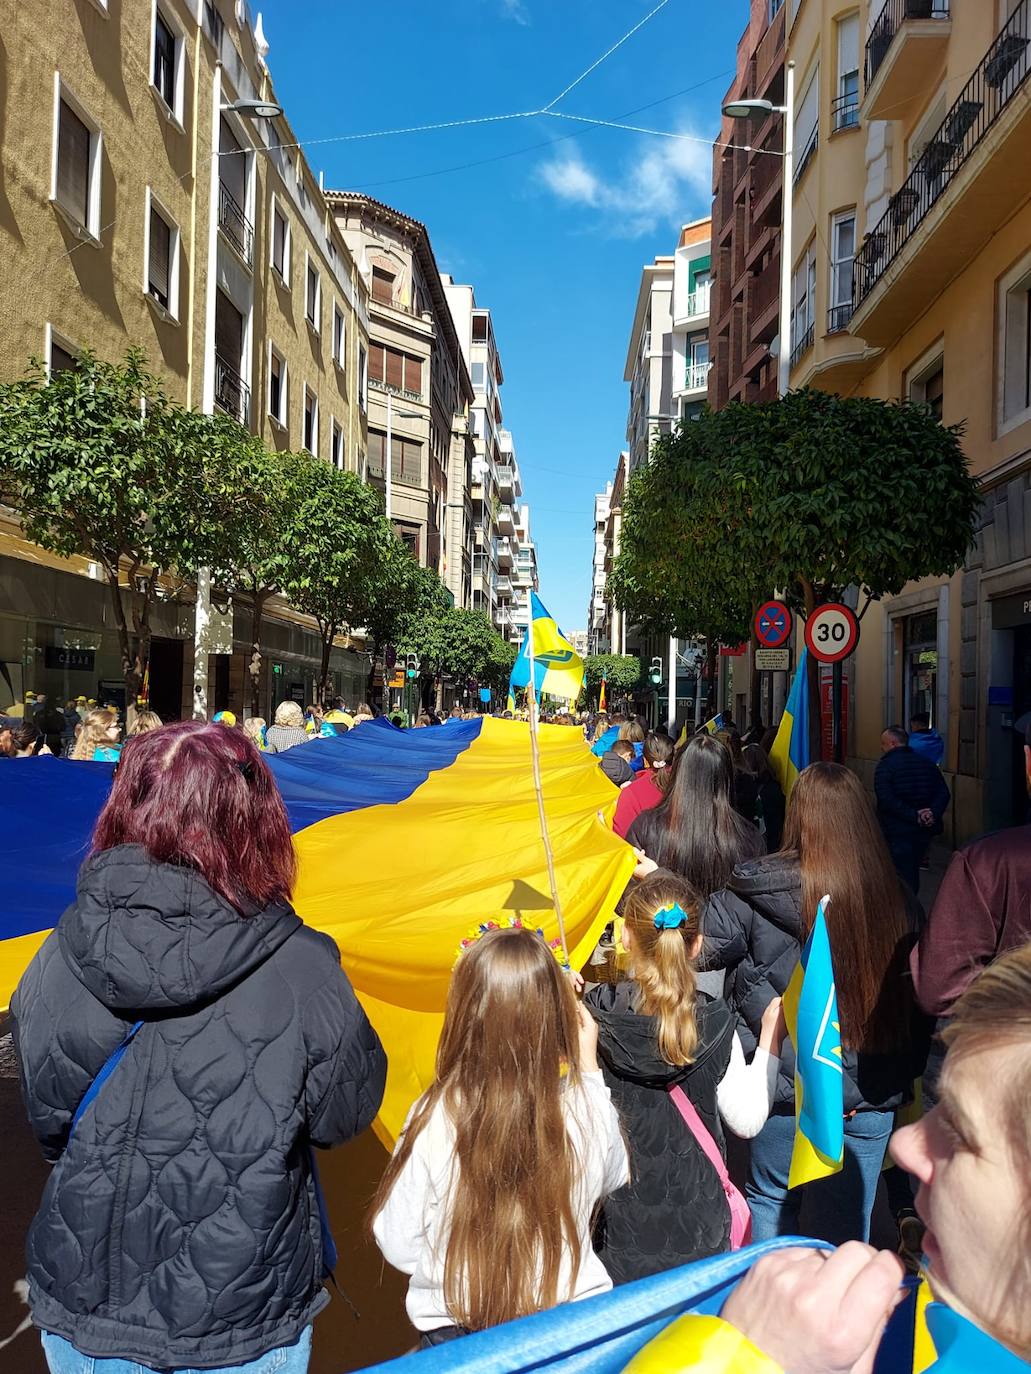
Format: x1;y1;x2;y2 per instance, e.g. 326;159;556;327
653;902;688;931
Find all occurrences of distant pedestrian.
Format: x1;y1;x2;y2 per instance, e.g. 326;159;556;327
70;707;121;762
242;716;267;750
371;924;627;1345
600;739;635;786
717;728;758;829
353;702;375;725
13;721;386;1374
907;711;945;766
618;720;646;773
741;743;786;853
264;701;310;754
10;721;47;757
127;710;163;737
613;731;675;838
874;725;950;895
61;701;80;755
33;695;67;756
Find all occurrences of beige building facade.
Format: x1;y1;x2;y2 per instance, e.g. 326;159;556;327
784;0;1031;839
0;0;374;719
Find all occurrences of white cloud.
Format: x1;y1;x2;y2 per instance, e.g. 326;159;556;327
500;0;530;24
536;127;714;236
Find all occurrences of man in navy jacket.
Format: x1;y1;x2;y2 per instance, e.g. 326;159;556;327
874;726;951;895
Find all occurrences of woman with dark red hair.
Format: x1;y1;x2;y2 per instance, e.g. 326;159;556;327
12;721;387;1374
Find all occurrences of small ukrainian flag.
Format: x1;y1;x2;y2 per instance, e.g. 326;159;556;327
783;895;844;1188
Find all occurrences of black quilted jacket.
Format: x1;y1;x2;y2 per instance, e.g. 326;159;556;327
585;983;734;1285
10;844;387;1368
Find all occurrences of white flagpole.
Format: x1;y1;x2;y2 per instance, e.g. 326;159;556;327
525;619;571;967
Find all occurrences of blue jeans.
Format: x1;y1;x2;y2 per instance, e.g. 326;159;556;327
747;1109;894;1245
41;1326;312;1374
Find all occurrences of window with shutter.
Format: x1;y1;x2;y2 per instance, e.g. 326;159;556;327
219;117;246;208
794;68;820;177
304;389;318;453
272;204;288;279
404;354;422;396
331;421;343;470
148;207;171;308
306;262;319;328
49;339;76;376
472;315;487;341
372;267;394;304
154;11;177;111
369;342;385;383
333;306;345;365
57;100;91;230
385;347;404;391
269;351;285;423
215;290;243;369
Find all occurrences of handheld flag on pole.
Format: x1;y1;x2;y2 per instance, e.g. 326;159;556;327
783;895;844;1189
598;675;607;712
508;593;585;704
769;647;810;797
677;711;726;748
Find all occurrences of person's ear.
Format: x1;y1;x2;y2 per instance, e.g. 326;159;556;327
688;932;703;960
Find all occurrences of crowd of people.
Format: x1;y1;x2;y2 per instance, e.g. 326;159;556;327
4;698;1030;1372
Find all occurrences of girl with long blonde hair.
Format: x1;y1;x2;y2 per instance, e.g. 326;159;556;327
371;924;628;1346
585;871;783;1285
70;707;121;761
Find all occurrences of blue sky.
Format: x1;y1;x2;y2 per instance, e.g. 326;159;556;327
260;0;748;632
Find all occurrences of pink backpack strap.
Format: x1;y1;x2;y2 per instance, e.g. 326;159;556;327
669;1084;752;1250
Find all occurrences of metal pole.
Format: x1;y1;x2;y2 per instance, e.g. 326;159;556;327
525;616;570;967
832;658;843;763
385;390;393;521
777;60;796;399
667;633;677;735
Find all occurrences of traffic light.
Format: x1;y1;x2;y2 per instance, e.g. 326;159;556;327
405;653;419;680
649;656;663;687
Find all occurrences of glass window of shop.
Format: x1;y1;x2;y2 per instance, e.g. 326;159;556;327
903;610;938;725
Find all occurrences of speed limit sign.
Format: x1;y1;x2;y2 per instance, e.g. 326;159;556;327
804;603;859;663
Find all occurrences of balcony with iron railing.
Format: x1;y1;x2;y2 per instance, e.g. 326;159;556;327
214;353;249;424
368;376;422;405
831;90;860;132
683;360;713;393
828;301;854;334
864;0;951;121
852;0;1031;345
789;322;815;372
793;124;819;185
218;182;253;266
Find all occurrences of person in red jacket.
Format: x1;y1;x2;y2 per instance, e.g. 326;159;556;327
613;732;675;839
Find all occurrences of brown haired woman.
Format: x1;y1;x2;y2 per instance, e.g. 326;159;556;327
586;871;784;1284
371;924;629;1347
702;762;927;1247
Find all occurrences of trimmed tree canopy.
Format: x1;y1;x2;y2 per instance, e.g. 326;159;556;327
583;654;642;698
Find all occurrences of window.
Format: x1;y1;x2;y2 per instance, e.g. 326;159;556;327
53;83;101;238
688;337;710;388
1000;253;1031;431
395;524;421;557
145;193;179;318
371;266;395;305
358;343;368;411
303;387;318;454
332;303;345;367
271;201;290;283
902;610;938;727
769;0;784;15
152;7;183;121
46;326;78;378
305;258;320;331
828;210;855;332
268;346;287;427
368;429;422;485
471;361;485;389
331;419;344;470
907;346;944;422
368;342;423;396
472;315;488;342
794;67;820;182
790;241;817;360
834;14;859;131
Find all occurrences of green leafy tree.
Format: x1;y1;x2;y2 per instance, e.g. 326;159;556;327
359;555;452;699
278;454;397;702
400;607;515;700
0;349;268;704
481;633;518;694
583;654;643;705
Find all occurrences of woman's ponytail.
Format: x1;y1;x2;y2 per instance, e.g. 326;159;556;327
623;871;703;1066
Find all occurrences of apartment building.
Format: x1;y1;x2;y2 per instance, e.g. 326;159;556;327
588;483;613;654
709;0;786;409
0;0;371;719
780;0;1031;840
671;219;713;420
328;197;474;604
602;452;628;657
509;502;539;647
624;255;675;472
442;281;523;634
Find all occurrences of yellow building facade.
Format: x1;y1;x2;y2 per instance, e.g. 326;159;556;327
785;0;1031;839
0;0;372;719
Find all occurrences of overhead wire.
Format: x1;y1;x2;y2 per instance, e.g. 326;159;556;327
540;0;674;112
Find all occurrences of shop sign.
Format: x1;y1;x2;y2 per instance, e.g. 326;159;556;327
44;646;95;672
755;648;790;672
991;591;1031;630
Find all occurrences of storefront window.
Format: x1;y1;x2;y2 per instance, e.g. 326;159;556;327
904;610;938;726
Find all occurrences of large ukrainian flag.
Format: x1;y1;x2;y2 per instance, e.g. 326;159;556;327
509;592;585;703
769;647;811;797
0;717;633;1143
782;896;845;1188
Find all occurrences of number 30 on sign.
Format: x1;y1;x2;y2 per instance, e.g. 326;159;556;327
804;603;859;663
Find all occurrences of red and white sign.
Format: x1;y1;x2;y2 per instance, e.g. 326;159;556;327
754;600;793;649
804;603;859;663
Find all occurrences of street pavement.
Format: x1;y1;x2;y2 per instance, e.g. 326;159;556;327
0;843;953;1370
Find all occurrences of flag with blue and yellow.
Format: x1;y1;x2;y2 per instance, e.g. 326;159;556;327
0;717;633;1144
509;592;585;703
769;647;810;797
783;895;845;1188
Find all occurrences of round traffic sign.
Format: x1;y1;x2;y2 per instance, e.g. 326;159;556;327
805;603;859;663
754;600;793;649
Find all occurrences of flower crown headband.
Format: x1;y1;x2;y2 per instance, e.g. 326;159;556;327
456;916;570;970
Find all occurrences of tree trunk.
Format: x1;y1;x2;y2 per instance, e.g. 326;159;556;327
798;575;822;762
105;565;142;707
316;621;336;705
131;571;157;713
366;638;380;701
249;590;269;720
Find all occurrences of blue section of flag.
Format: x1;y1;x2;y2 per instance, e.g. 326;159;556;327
769;647;811;796
785;899;845;1187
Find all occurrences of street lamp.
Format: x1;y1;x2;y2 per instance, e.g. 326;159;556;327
384;393;422;521
722;59;795;398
